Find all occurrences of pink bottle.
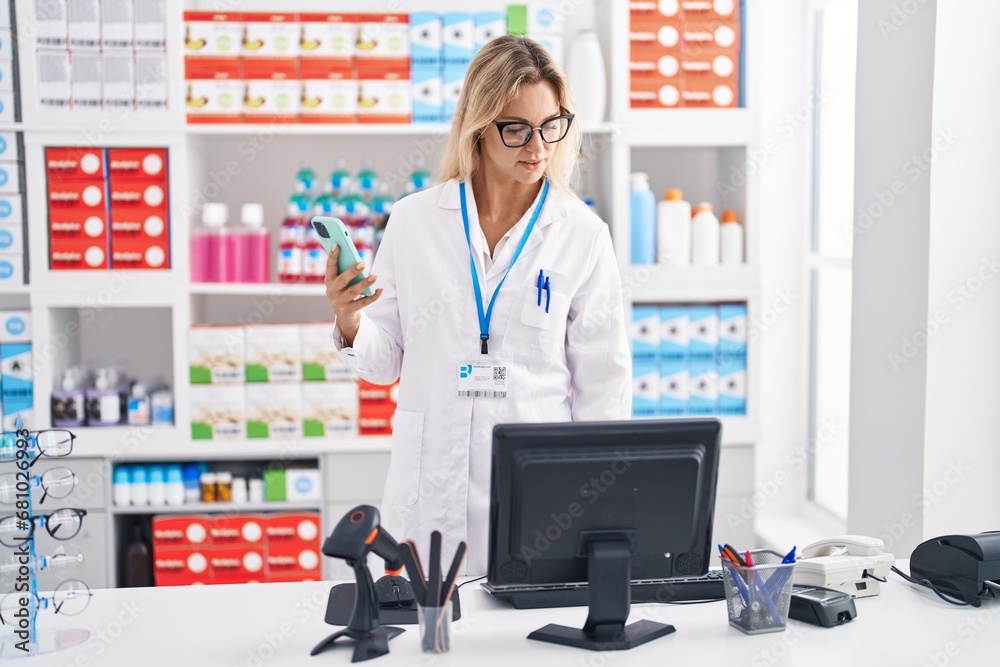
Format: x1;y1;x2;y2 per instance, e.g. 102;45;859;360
235;203;270;283
191;203;228;283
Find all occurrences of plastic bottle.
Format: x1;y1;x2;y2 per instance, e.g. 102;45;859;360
200;472;217;503
278;201;305;283
86;368;123;426
357;159;379;201
52;367;87;428
216;472;233;502
294;160;318;195
147;465;166;506
165;465;185;506
248;478;265;503
123;525;153;587
370;183;395;232
330;158;353;197
192;203;229;283
232;477;248;504
408;155;432;194
127;382;150;426
301;222;326;283
720;209;744;265
691;202;721;266
565;30;607;125
235;203;270;283
339;183;375;266
183;463;201;504
312;184;336;217
657;188;692;266
130;465;149;506
113;467;131;506
151;387;174;425
629;173;656;265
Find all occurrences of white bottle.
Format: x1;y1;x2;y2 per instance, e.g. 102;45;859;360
130;465;149;506
147;465;166;506
127;383;150;426
657;188;692;266
720;209;744;265
565;30;607;125
113;467;131;507
691;202;721;266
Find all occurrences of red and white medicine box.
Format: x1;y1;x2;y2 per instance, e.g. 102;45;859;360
629;0;681;23
211;546;267;584
358;379;398;405
680;78;737;108
242;58;301;123
210;514;266;546
109;179;167;210
109;209;167;241
48;180;107;210
183;12;243;58
357;66;411;124
266;542;322;582
682;20;740;53
359;402;395;436
45;148;106;181
355;14;410;67
50;242;109;270
299;13;356;59
629;77;683;109
109;238;170;270
107;148;168;181
185;58;243;123
629;22;682;57
153;546;212;587
299;58;357;124
680;0;740;23
241;12;300;58
630;52;682;80
49;208;107;241
152;515;212;549
264;513;321;546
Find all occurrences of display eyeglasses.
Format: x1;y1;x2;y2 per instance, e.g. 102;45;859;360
0;467;77;505
0;579;92;626
0;546;85;587
0;430;76;465
491;113;575;148
0;509;88;548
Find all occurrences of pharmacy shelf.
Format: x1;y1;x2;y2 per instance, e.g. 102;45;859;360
622;109;760;147
110;500;322;515
28;272;185;307
185;121;618;136
625;265;759;303
189;282;327;297
0;286;31;295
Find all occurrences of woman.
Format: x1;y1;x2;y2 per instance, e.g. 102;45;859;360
326;35;631;575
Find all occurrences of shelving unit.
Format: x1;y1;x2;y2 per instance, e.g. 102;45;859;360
110;501;322;515
2;0;764;586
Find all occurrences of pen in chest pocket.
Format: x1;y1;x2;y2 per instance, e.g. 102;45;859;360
536;270;551;313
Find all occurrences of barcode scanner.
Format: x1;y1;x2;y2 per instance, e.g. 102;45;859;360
311;505;407;662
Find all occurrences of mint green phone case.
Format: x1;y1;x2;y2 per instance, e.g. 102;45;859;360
311;216;374;297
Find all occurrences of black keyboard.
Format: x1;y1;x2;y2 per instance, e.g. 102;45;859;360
482;570;725;609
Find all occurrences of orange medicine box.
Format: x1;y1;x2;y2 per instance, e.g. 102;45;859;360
185;57;243;123
266;542;322;581
109;206;168;242
355;13;410;68
299;13;356;59
109;179;167;211
358;379;398;404
153;546;212;587
299;58;358;124
630;52;682;80
242;57;300;123
629;0;681;22
211;546;267;584
49;240;109;270
357;65;411;124
183;12;242;58
49;208;107;241
210;514;266;546
48;179;107;211
45;147;106;181
241;12;300;57
359;402;395;436
679;0;740;23
152;515;212;549
682;19;740;53
109;237;170;270
629;22;682;56
680;77;737;108
107;148;168;181
630;76;683;109
265;513;321;546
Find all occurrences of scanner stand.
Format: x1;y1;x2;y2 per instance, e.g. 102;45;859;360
527;538;676;651
310;558;404;662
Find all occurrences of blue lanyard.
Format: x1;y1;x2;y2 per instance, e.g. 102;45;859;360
460;178;549;354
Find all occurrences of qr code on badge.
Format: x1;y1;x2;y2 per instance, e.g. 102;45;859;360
494;367;507;381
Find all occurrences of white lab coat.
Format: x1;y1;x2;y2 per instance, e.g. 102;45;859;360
333;178;631;576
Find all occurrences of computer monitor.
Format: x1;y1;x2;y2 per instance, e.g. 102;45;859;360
485;418;722;651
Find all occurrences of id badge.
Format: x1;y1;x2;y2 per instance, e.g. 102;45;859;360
457;362;510;398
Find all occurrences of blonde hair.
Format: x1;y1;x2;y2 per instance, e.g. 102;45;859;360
438;35;581;197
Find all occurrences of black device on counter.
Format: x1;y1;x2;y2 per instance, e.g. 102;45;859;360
789;585;857;627
485;419;722;651
908;531;1000;606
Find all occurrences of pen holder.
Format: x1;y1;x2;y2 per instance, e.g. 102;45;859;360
721;549;796;635
417;601;452;653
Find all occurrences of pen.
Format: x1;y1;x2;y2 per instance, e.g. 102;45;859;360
543;276;551;313
537;270;544;307
718;546;751;605
781;546;797;564
744;550;782;627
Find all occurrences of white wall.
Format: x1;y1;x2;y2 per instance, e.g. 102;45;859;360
922;0;1000;538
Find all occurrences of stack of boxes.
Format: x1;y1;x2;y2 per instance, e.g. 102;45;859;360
32;0;168;110
0;132;25;285
629;0;741;108
506;3;564;67
0;4;19;122
152;512;321;585
299;13;357;124
355;13;411;124
46;146;170;270
631;303;747;417
358;379;399;437
189;323;364;440
0;311;32;430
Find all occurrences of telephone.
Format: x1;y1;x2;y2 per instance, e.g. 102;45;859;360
792;535;895;598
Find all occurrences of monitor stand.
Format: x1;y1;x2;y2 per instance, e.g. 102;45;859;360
527;538;676;651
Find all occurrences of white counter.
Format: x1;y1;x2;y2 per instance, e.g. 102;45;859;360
4;562;998;666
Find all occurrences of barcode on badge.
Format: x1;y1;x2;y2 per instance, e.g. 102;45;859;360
458;391;508;398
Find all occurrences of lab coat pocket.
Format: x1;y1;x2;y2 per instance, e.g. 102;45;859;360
385;410;424;506
503;281;570;363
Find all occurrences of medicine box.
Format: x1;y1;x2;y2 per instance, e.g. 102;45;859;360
263;468;286;501
299;60;358;124
184;58;243;123
0;194;21;224
0;254;23;284
71;50;103;109
0;223;23;254
108;148;168;181
242;58;301;123
688;304;719;361
687;359;718;415
442;63;465;122
109;240;169;270
285;469;322;502
302;381;358;437
357;67;411;124
410;13;442;66
241;12;300;58
0;91;13;123
632;359;659;418
0;60;15;93
67;0;100;49
49;244;108;270
189;326;245;384
211;547;266;584
103;51;136;108
135;51;168;109
355;13;410;65
300;323;353;381
718;358;746;415
630;305;659;362
442;13;474;64
358;402;394;436
0;162;21;194
411;64;443;124
244;324;302;383
134;0;167;49
210;515;265;546
0;132;21;162
33;1;69;47
0;311;31;343
299;13;356;59
718;303;748;361
153;547;212;586
659;305;689;361
474;13;506;54
659;359;688;416
183;12;242;57
358;379;398;405
246;383;302;439
265;513;321;547
152;515;212;549
46;147;106;181
101;0;135;49
190;385;246;440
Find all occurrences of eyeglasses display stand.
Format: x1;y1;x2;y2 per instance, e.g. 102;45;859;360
0;418;90;659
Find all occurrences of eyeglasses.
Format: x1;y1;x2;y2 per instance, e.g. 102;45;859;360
0;430;76;465
491;114;575;148
0;467;77;505
0;509;88;547
0;545;85;588
0;579;92;626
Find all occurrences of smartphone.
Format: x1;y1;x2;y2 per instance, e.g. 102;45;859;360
311;216;374;297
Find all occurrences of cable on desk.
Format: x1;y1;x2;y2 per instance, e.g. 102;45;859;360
890;566;995;606
862;571;887;583
457;575;486;590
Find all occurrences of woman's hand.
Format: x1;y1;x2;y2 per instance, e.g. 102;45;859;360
325;246;382;347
